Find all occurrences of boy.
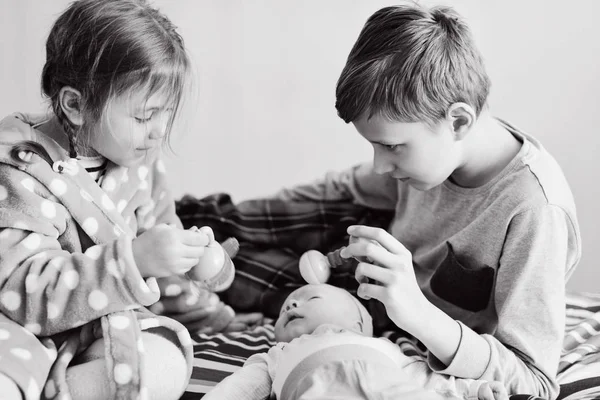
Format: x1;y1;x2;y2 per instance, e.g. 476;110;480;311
276;4;581;399
203;284;507;400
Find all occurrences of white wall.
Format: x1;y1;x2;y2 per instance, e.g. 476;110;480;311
1;0;599;293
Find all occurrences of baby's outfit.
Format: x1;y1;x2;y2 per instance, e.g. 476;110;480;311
204;324;499;400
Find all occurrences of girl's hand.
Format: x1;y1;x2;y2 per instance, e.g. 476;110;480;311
132;223;210;277
341;225;429;332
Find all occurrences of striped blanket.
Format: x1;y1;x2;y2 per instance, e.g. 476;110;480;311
176;193;600;400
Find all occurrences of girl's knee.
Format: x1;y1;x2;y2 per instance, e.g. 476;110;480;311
140;332;189;400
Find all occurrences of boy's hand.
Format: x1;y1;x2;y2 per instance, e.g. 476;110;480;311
341;225;429;331
132;224;210;277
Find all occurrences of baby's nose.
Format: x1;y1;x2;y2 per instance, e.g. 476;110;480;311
285;300;299;311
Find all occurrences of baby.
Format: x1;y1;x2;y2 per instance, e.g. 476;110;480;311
203;284;507;400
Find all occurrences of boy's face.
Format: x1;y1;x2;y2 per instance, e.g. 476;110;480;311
353;114;461;191
274;284;362;342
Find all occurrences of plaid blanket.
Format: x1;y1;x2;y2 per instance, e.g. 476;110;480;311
177;192;395;331
176;193;600;400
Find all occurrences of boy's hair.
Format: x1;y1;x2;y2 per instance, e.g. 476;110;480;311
39;0;190;158
335;4;490;125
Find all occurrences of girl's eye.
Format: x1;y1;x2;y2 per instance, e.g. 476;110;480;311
135;113;155;123
383;144;401;151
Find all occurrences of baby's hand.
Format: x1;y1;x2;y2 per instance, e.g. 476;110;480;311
477;381;508;400
132;223;210;277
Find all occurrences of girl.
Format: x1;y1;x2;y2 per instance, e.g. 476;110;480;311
0;0;210;399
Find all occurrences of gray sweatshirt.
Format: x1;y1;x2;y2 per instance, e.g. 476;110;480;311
276;120;581;399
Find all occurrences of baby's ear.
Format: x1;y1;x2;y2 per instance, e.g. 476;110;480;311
352;320;367;336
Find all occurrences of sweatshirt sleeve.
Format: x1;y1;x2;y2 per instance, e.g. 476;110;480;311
428;204;580;399
274;162;398;210
0;168;161;336
201;352;273;400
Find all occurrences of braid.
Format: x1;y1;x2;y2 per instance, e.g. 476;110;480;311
51;98;79;158
66;122;78;159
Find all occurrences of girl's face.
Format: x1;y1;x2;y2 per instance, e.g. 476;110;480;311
274;284;362;342
88;89;174;167
353;114;462;191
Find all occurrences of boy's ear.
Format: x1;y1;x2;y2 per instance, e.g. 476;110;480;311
58;87;84;127
446;102;475;141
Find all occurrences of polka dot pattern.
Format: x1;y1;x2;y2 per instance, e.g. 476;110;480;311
84;245;103;260
22;233;41;250
0;329;11;340
49;256;66;270
114;363;133;385
103;176;117;192
0;184;7;201
137;166;149;181
83;217;99;235
47;303;60;319
21;178;35;192
49;178;67;196
11;348;32;360
1;291;21;310
61;269;80;290
155;159;166;174
110;315;131;330
106;259;123;278
186;294;199;307
164;284;182;297
41;200;57;218
117;199;128;213
88;290;108;310
101;194;115;211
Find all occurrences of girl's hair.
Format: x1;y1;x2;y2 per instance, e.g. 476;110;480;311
15;0;190;163
335;4;490;125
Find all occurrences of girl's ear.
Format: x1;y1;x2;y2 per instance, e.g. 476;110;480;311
58;87;84;126
446;102;475;141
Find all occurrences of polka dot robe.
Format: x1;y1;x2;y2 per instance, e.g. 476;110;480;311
0;114;193;399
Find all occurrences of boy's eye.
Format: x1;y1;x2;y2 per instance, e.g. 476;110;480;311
135;116;152;123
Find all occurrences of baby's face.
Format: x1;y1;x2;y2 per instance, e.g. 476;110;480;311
274;284;362;342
